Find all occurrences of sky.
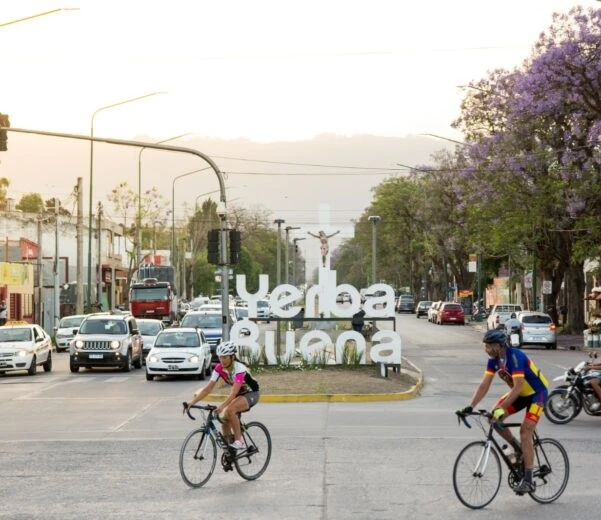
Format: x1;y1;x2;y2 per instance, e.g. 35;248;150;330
1;0;599;276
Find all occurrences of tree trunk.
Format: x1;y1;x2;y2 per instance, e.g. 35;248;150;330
566;261;586;334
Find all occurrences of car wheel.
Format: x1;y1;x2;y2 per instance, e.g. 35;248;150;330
197;363;206;380
27;355;37;376
205;361;212;376
43;351;52;372
69;358;80;373
146;371;154;381
552;343;557;350
122;351;132;372
133;351;142;369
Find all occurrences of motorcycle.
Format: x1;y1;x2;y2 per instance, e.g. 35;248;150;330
544;355;601;424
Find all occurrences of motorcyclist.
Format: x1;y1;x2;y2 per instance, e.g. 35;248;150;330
504;312;522;344
584;359;601;412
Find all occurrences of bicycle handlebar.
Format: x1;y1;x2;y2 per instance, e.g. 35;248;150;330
182;402;217;420
456;409;491;428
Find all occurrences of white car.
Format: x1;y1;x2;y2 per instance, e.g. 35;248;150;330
145;327;212;381
55;314;87;352
0;321;53;376
136;318;166;364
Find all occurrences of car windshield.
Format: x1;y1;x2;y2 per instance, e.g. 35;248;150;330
235;308;248;319
443;304;463;311
138;321;162;335
154;332;199;348
0;328;32;342
522;315;552;325
59;316;85;328
130;287;169;301
79;320;127;335
180;314;221;328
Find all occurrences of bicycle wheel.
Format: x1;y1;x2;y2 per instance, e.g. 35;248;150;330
179;427;217;488
529;438;570;504
452;441;502;509
234;421;272;481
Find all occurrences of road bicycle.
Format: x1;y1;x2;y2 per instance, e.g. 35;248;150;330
180;402;272;488
453;409;569;509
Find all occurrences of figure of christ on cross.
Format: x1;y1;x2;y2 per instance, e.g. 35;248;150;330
307;230;340;268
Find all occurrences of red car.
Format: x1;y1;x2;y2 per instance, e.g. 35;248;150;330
437;303;465;325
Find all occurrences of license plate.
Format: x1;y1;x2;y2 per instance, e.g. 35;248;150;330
168;364;178;371
449;317;456;321
89;354;104;359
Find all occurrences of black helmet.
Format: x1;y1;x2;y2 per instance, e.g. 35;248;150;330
483;329;507;345
510;312;516;319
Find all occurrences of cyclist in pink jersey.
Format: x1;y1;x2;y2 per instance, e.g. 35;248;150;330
185;341;260;450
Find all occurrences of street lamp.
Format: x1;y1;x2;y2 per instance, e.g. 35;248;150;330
368;216;381;284
137;133;191;267
152;219;162;258
274;219;285;286
284;226;300;284
87;91;166;310
0;7;79;28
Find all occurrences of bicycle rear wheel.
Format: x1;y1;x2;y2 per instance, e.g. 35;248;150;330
234;421;272;481
529;438;569;504
453;441;502;509
179;427;217;488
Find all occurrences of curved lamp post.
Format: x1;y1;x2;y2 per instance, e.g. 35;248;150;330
87;91;165;309
0;7;79;28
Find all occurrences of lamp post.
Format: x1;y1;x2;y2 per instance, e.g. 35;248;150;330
284;226;300;284
368;216;381;284
87;91;165;310
274;219;285;286
292;237;306;287
0;7;79;28
137;133;190;267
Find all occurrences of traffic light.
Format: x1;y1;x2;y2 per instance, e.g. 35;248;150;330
207;229;220;265
295;244;299;253
229;229;241;264
0;113;9;152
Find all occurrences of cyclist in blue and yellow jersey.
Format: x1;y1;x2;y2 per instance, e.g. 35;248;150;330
185;341;260;450
457;329;549;495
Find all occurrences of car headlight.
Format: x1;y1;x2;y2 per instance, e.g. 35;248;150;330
75;340;84;348
16;350;29;357
110;340;121;350
148;355;159;363
188;355;200;363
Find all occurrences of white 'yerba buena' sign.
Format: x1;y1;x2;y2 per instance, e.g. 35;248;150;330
232;267;401;365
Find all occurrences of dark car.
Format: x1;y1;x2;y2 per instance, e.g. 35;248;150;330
395;295;415;313
436;302;465;325
415;301;432;318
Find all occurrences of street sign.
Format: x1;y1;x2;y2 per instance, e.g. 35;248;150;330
524;272;533;289
542;280;552;294
468;254;477;273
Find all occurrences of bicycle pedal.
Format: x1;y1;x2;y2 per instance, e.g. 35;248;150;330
222;464;233;472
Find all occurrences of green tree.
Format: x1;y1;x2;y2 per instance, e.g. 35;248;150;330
16;193;44;213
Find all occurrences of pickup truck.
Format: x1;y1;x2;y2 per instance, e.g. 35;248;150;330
486;304;524;330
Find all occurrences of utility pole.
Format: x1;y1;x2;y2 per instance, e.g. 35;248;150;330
274;219;285;286
75;177;84;314
368;216;381;284
96;202;103;307
54;199;60;331
36;215;43;324
292;237;306;287
284;226;300;285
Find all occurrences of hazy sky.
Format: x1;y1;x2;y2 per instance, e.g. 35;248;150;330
1;1;598;275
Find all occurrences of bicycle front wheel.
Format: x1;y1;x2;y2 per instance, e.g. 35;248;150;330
179;427;217;488
453;441;502;509
529;438;569;504
234;421;272;481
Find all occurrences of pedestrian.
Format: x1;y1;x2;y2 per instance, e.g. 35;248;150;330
293;307;305;330
351;307;366;333
0;300;7;326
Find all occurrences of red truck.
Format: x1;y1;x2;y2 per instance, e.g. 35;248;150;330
129;277;175;324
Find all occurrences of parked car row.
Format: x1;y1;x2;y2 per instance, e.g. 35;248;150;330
426;301;466;325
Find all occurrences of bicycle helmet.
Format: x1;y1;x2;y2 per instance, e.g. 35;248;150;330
216;340;237;357
483;329;507;345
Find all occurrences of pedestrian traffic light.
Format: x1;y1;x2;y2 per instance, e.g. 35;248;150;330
207;229;220;265
229;229;241;264
0;113;9;152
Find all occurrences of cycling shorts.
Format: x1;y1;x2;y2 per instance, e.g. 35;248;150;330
495;392;546;424
242;391;260;409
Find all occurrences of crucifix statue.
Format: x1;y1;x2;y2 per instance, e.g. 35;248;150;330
307;230;340;268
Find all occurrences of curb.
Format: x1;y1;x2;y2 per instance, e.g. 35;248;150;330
206;360;425;403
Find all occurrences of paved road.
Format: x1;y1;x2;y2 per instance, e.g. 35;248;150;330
0;315;599;519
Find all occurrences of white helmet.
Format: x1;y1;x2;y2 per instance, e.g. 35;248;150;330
216;341;237;357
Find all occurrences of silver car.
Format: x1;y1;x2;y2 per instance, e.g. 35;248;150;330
55;314;87;352
516;311;557;350
136;318;165;364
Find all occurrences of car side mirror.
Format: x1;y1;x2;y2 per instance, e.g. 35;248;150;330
72;328;79;335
